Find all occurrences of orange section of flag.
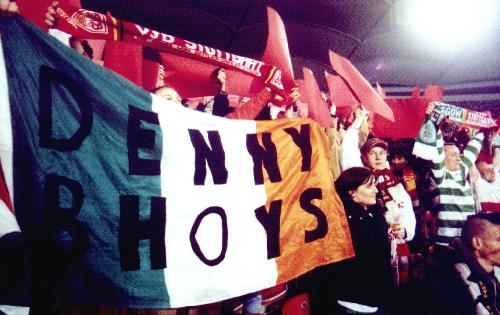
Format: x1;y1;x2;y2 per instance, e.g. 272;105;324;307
255;118;354;283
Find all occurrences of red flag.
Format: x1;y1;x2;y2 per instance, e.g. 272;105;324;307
142;48;163;92
371;98;428;139
301;68;333;128
103;41;143;87
328;51;394;121
261;7;295;94
158;6;297;100
160;5;297;100
424;85;444;102
324;72;359;110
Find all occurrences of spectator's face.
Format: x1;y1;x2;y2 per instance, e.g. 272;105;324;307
350;176;378;206
477;222;500;268
477;161;496;183
444;144;461;171
365;147;388;170
155;87;181;105
391;154;407;171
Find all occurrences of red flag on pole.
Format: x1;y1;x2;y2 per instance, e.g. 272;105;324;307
261;7;295;93
328;51;394;121
301;68;333;128
325;72;359;110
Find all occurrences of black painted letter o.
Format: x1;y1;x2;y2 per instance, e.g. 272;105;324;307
190;206;228;266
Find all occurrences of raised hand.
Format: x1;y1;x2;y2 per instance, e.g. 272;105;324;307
0;0;19;16
288;87;300;104
426;102;436;115
216;68;226;92
45;1;59;28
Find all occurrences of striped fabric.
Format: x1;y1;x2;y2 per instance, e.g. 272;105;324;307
0;17;354;308
432;131;484;245
474;176;500;213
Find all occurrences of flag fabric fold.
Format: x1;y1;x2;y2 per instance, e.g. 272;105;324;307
0;16;353;308
324;72;359;110
299;68;333;128
328;51;394;121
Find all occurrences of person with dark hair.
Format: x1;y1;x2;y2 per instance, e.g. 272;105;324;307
340;108;415;242
390;140;419;207
340;106;416;286
309;167;393;315
426;213;500;315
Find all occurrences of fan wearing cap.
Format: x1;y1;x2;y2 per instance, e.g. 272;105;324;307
360;138;390;171
340;106;416;285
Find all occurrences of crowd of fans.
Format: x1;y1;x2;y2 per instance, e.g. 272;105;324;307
2;1;499;314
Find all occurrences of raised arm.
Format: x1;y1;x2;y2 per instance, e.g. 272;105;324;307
45;1;59;28
0;0;18;16
225;87;272;120
212;69;233;117
417;102;447;184
460;132;485;176
340;106;368;171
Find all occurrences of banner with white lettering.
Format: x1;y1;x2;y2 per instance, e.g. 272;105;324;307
0;17;353;308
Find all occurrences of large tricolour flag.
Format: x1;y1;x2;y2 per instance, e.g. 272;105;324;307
0;16;353;308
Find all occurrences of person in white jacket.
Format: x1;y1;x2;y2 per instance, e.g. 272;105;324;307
340;106;416;284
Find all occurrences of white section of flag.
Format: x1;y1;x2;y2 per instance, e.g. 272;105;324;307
152;96;277;307
0;199;20;237
0;305;30;315
0;35;14;203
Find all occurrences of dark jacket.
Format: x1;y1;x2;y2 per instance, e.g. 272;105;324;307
426;238;500;315
309;204;393;312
